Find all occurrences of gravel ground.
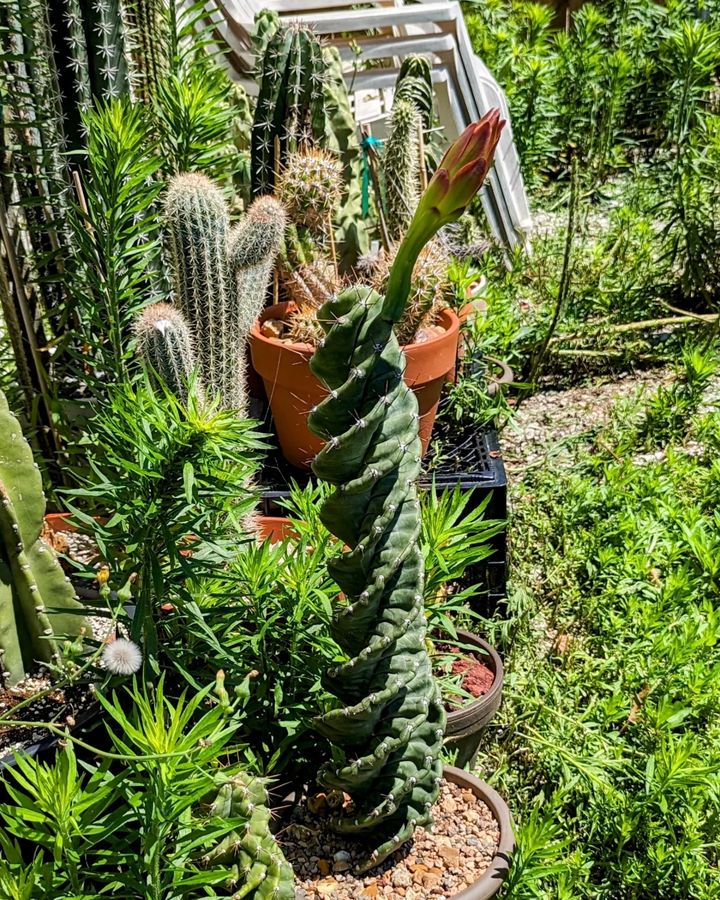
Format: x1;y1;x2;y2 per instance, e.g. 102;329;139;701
500;368;674;480
283;779;499;899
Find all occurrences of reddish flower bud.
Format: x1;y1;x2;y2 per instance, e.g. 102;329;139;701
418;109;505;224
383;110;505;323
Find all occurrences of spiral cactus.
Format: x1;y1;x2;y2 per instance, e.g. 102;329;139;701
135;303;197;402
164;174;285;412
276;149;343;232
0;391;86;685
204;773;294;898
309;112;505;870
383;99;423;242
394;56;434;133
251;22;328;196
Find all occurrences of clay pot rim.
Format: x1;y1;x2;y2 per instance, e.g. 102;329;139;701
251;301;460;356
444;630;504;726
442;764;514;899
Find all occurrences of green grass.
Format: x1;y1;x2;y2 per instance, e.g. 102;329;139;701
480;393;720;898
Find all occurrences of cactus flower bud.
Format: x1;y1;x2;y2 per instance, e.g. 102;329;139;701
384;110;505;322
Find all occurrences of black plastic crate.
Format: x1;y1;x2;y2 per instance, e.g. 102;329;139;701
258;422;508;604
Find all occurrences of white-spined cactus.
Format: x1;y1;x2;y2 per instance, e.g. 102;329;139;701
139;174;286;411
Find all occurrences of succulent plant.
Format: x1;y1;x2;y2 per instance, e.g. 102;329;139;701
394;56;434;134
135;303;197;402
251;22;328;197
204;773;294;899
309;112;505;870
383;99;423;242
0;391;86;685
163;173;285;412
276;149;344;232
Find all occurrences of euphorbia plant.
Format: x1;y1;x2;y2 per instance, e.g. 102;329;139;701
309;111;505;869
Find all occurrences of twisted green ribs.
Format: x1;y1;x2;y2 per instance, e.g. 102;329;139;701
309;286;445;871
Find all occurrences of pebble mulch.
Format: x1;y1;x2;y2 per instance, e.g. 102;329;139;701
282;779;499;899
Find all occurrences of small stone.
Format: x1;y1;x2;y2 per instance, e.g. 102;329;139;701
317;859;331;876
439;846;460;867
332;861;351;874
316;878;339;897
361;886;378;898
260;319;286;340
333;850;351;863
392;867;412;888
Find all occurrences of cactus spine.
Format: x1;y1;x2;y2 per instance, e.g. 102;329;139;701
251;23;328;196
308;117;503;870
163;174;285;412
0;391;86;685
204;773;294;899
134;303;197;402
383;99;423;242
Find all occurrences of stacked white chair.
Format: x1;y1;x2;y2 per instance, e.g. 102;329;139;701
204;0;532;248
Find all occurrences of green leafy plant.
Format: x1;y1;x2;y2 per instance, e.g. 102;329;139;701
67;377;262;672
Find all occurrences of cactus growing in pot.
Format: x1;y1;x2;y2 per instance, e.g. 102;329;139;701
308;111;505;870
0;391;86;685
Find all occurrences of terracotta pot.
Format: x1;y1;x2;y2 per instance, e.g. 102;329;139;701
249;302;460;470
45;512;294;547
443;765;514;899
444;631;504;769
256;515;295;543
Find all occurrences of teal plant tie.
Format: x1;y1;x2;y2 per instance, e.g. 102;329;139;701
361;134;383;217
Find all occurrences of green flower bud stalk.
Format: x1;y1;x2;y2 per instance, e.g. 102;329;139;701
0;391;87;685
308;113;504;870
135;303;198;403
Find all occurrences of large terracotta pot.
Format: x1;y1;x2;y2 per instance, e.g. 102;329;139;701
249;302;460;470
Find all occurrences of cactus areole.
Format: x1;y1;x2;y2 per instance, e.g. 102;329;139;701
309;112;505;871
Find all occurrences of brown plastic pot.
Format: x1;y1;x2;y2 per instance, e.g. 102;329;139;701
249;302;460;470
445;631;504;769
443;765;514;898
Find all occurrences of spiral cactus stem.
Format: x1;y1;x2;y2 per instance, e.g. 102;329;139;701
308;117;503;871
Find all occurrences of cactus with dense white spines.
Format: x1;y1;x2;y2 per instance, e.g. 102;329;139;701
163;174;285;412
383;99;423;242
204;773;294;899
276;149;343;232
135;303;197;402
0;391;86;686
308;113;505;870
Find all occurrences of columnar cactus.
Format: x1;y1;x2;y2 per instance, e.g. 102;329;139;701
163;174;285;412
134;303;197;402
0;391;86;685
204;773;294;899
250;23;328;196
383;99;423;241
309;112;505;870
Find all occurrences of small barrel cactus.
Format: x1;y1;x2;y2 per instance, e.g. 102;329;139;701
163;173;285;412
309;112;505;870
204;773;294;898
134;303;197;402
275;149;344;232
0;391;86;685
251;22;328;196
